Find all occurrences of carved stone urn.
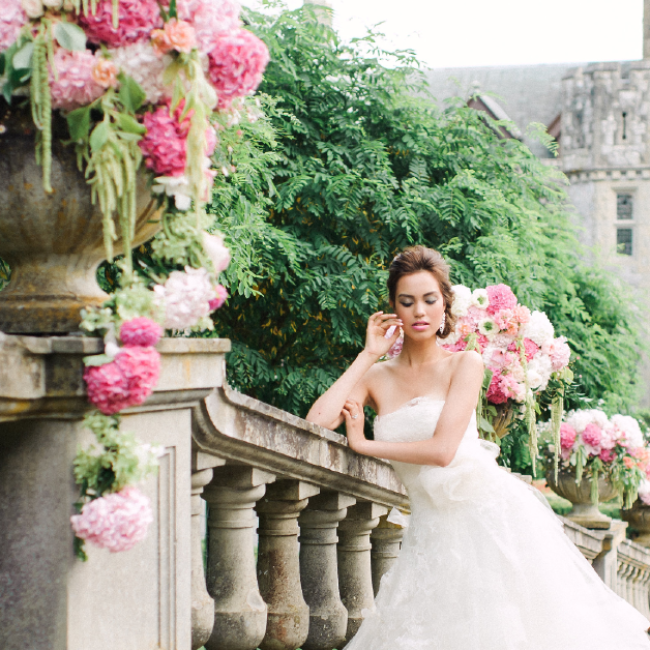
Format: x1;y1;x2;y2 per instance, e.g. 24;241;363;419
0;100;161;334
621;501;650;547
546;469;617;529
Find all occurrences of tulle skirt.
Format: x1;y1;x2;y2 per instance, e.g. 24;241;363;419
344;440;650;650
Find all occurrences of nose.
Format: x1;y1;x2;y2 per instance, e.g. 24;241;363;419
414;302;426;317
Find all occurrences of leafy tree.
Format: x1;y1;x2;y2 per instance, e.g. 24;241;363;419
204;5;644;468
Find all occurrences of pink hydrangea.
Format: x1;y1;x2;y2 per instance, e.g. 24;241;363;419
208;284;228;311
84;347;161;414
175;0;241;53
139;104;192;176
70;487;153;552
207;28;270;109
120;317;163;347
560;423;577;450
0;0;27;52
78;0;162;48
507;337;539;362
581;423;602;448
49;49;105;112
486;284;518;316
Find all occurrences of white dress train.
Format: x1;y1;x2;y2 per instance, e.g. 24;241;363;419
343;397;650;650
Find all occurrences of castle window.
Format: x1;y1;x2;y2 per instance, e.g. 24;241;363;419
616;193;633;220
617;228;633;255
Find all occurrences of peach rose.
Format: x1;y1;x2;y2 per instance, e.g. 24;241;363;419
151;19;196;56
92;58;118;89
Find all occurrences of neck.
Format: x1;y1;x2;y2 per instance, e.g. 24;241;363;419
399;335;445;366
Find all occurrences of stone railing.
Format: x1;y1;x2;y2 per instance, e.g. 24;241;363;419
191;385;408;650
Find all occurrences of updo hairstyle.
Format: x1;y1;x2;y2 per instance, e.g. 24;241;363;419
387;245;456;339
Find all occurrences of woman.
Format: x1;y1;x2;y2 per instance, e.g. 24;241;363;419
306;246;650;649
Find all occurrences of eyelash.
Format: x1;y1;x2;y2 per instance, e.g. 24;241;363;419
399;299;437;307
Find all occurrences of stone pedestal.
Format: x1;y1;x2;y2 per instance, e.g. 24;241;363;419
203;465;275;650
0;335;230;650
592;520;628;589
370;515;404;596
256;480;320;650
337;502;387;640
298;491;355;650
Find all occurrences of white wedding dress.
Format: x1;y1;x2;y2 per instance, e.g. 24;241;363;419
344;397;650;650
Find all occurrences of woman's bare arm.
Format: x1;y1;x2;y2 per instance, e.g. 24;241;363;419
306;311;402;429
341;351;484;466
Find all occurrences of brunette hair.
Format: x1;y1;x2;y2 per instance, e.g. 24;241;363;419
387;246;456;339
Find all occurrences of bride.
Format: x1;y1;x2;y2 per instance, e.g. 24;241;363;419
306;245;650;649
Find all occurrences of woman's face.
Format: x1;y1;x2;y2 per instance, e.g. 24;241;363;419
391;270;445;340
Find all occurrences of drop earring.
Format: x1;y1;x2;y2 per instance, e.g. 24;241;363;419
439;312;446;335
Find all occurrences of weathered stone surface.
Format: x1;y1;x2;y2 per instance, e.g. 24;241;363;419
194;386;408;509
337;502;388;640
257;480;320;650
204;466;275;650
370;516;404;596
299;491;355;650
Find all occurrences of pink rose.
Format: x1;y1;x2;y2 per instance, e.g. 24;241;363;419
208;284;228;311
151;18;197;56
599;448;616;463
581;423;602;448
92;58;119;89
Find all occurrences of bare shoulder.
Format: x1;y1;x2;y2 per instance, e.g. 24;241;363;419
451;350;484;378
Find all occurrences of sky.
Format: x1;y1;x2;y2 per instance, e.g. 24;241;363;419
242;0;645;69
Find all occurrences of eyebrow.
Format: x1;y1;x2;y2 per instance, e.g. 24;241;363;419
397;291;439;298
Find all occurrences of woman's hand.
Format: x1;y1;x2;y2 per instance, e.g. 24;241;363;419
364;311;402;359
342;399;368;453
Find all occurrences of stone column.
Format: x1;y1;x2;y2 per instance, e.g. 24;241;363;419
203;466;275;650
191;451;226;650
298;491;356;650
370;514;405;596
593;520;627;591
256;480;320;650
337;502;388;640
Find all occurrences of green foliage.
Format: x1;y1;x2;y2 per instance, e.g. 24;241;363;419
205;5;643;466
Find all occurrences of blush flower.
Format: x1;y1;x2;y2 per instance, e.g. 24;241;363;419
70;487;154;552
1;1;27;52
485;284;517;315
207;28;270;109
599;448;616;463
542;336;571;372
91;57;119;89
151;18;196;55
581;423;602;449
202;232;230;274
208;284;228;311
79;0;163;48
639;480;650;506
109;41;170;104
175;0;241;53
49;49;105;112
120;317;163;347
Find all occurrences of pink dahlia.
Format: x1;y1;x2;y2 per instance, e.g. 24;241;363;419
560;423;577;450
49;49;105;112
120;317;163;347
139;104;192;176
208;284;228;311
84;347;160;414
486;284;518;316
207;28;270;109
581;423;602;448
78;0;162;48
71;487;153;553
0;0;27;53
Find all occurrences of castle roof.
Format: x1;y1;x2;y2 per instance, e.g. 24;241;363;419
424;63;585;157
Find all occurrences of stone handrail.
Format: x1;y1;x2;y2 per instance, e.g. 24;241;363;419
192;385;650;650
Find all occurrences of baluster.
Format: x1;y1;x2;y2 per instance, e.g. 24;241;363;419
299;491;356;650
203;466;276;650
641;570;650;618
256;480;320;650
337;502;388;640
370;514;405;596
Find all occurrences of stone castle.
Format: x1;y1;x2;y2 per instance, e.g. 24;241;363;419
426;4;650;404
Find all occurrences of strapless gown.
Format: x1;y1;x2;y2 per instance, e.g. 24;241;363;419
343;397;650;650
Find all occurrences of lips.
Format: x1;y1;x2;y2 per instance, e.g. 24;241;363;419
412;322;429;330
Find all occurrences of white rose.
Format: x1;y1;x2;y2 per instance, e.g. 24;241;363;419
21;0;44;18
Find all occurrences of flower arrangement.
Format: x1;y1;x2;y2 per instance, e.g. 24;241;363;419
1;0;269;556
542;409;648;509
441;284;572;468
